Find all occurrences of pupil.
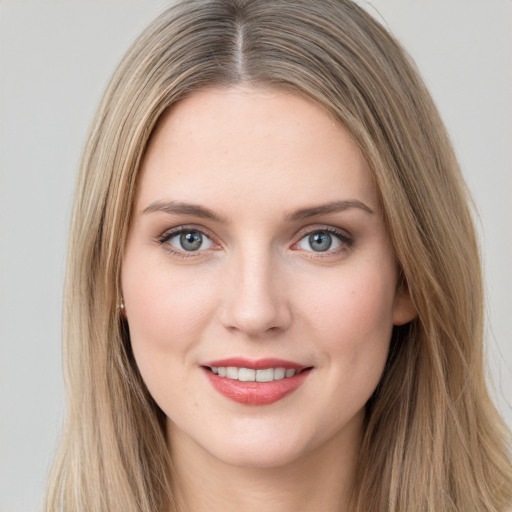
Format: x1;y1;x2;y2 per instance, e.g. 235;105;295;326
309;232;332;252
180;231;202;251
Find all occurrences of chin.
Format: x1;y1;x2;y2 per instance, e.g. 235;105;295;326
208;438;309;469
196;417;350;470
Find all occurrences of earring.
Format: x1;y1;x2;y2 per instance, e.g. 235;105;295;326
118;297;125;310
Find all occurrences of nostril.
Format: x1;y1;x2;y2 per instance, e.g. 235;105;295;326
218;272;293;336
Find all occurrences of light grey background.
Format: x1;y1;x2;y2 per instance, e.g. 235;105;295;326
0;1;510;511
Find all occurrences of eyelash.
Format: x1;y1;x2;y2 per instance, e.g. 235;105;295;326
293;226;354;256
157;225;354;258
157;226;217;258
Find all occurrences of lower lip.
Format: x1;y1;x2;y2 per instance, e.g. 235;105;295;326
203;368;311;406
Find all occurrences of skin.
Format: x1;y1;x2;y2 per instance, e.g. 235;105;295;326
121;86;416;512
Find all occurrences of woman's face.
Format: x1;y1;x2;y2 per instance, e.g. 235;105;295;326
122;86;415;468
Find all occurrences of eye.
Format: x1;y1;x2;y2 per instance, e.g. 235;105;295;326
295;228;352;253
160;228;214;253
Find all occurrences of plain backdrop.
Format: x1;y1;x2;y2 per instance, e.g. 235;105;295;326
0;1;511;510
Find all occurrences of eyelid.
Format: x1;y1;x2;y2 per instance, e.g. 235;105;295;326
157;224;221;256
155;223;353;258
291;225;354;254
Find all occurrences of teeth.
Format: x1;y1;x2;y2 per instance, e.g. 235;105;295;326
226;367;239;379
256;368;274;382
238;368;256;381
274;367;286;380
210;366;298;382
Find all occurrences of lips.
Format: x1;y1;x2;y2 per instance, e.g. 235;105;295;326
202;358;313;406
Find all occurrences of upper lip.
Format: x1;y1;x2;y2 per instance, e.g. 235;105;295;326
201;357;310;371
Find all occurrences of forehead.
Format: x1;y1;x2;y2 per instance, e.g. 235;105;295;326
136;85;378;216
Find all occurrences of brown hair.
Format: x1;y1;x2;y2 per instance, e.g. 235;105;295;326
46;1;512;510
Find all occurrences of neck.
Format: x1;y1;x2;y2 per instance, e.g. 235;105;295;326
167;417;362;512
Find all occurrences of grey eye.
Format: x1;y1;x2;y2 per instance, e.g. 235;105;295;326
297;230;343;253
168;230;213;252
309;232;332;252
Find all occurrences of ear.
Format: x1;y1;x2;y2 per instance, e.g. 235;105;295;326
118;296;128;320
392;285;417;326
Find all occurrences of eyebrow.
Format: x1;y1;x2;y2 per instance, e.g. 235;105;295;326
284;200;374;222
142;198;374;222
143;200;227;222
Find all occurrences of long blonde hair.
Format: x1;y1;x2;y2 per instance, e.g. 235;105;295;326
46;1;512;510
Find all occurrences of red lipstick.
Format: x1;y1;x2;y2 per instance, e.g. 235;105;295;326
201;358;312;406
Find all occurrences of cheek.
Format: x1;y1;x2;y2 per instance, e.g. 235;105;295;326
300;259;397;390
121;258;222;417
121;252;218;365
305;262;396;339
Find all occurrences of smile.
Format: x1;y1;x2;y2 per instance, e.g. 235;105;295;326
202;358;313;406
209;366;299;382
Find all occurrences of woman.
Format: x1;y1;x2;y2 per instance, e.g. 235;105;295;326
45;1;512;511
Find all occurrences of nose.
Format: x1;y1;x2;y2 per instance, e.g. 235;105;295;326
219;249;292;338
